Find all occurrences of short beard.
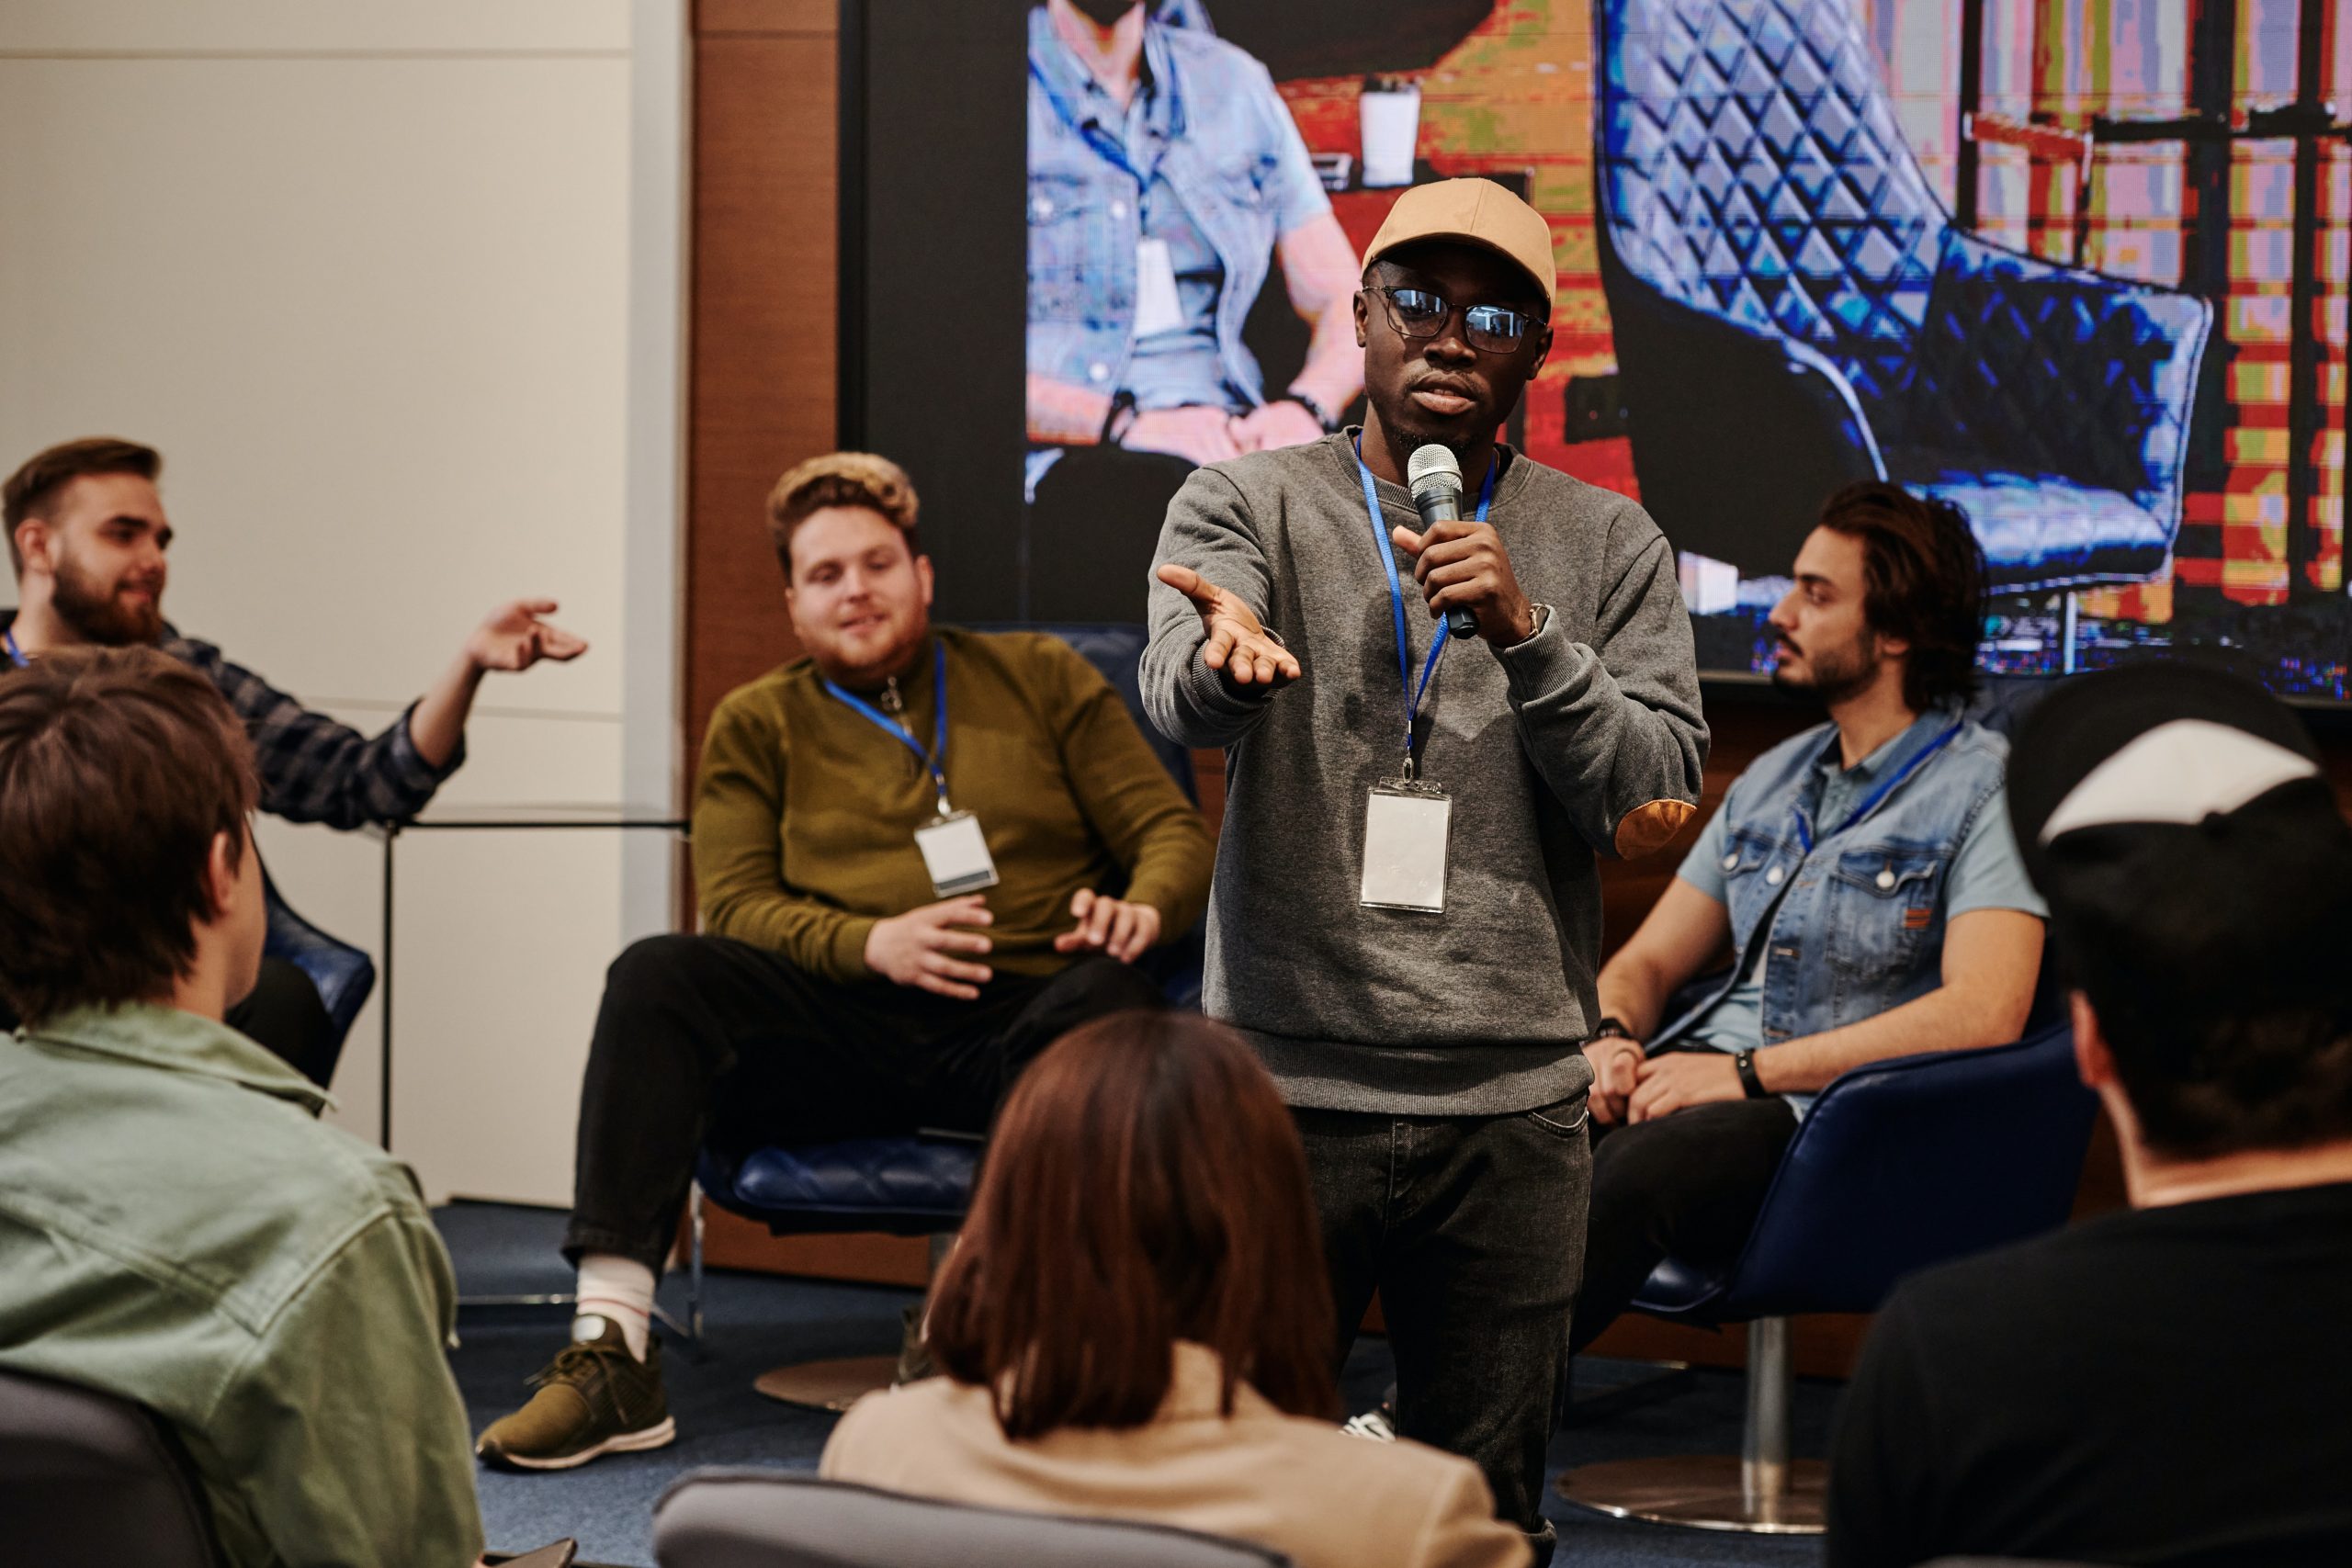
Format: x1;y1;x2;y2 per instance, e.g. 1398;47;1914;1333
51;554;164;647
1770;634;1880;707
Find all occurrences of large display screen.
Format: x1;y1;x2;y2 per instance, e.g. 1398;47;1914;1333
846;0;2349;698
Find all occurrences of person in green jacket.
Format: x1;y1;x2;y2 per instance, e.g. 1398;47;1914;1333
0;647;487;1568
478;451;1215;1471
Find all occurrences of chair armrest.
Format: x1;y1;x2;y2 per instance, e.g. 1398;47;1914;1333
1916;231;2211;516
1600;253;1885;576
1716;1021;2097;1318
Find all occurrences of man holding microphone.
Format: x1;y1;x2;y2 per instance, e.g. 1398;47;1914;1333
1143;179;1706;1555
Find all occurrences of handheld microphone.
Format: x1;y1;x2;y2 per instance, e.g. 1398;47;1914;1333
1407;444;1479;638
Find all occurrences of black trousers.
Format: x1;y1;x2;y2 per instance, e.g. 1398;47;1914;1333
1296;1095;1592;1557
1570;1094;1800;1355
1027;446;1198;622
564;932;1165;1271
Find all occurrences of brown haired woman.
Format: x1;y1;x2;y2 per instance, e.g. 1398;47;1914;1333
820;1010;1532;1568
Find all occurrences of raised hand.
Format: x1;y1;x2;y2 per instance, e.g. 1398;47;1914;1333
863;895;995;1000
1390;521;1536;645
466;599;590;674
1053;888;1162;963
1155;563;1301;691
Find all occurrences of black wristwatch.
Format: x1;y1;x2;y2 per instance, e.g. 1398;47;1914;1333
1590;1017;1633;1043
1283;388;1340;432
1733;1049;1768;1100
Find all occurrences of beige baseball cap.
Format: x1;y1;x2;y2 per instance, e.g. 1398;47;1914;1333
1363;178;1555;305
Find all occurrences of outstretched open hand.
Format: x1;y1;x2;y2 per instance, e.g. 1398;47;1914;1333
1156;564;1301;692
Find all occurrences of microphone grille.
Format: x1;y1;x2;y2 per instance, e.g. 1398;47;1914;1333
1407;443;1464;501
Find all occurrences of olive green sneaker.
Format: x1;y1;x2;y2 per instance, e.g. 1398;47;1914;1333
475;1317;675;1471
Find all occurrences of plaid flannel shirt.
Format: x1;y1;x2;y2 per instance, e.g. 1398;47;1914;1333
165;634;461;829
1;613;458;829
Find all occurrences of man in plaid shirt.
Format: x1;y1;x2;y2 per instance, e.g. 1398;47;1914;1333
1;435;586;1083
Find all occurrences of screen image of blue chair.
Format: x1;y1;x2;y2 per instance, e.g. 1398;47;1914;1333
1592;0;2211;592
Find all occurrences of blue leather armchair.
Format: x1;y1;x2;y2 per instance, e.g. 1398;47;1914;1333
1593;0;2211;590
686;624;1204;1398
260;870;376;1077
1558;1020;2098;1532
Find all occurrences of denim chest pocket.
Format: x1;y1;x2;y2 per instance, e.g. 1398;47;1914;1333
1028;170;1120;324
1826;844;1948;978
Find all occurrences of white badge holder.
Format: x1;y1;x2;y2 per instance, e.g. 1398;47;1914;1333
915;810;999;897
1360;780;1452;913
1133;237;1184;337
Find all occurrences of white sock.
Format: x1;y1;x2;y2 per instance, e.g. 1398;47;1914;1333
572;1254;656;1360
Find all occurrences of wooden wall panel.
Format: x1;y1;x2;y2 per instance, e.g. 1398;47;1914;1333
686;14;836;765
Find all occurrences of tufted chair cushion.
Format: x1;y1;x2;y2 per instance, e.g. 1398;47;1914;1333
1599;0;1944;416
696;1137;978;1238
1594;0;2211;592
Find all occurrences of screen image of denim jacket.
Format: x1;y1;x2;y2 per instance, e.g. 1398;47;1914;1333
1651;705;2018;1060
1026;5;1329;415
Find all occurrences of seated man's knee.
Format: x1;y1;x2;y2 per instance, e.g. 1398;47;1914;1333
604;931;721;996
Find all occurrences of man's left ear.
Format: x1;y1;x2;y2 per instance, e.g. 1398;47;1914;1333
203;829;240;923
916;553;935;609
1529;321;1555;377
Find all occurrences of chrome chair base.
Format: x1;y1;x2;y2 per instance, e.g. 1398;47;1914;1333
1555;1455;1826;1534
752;1354;899;1413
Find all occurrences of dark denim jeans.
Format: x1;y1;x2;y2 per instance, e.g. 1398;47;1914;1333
1571;1093;1799;1356
564;932;1162;1271
1295;1095;1592;1559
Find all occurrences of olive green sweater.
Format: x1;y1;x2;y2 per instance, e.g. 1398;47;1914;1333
695;627;1213;981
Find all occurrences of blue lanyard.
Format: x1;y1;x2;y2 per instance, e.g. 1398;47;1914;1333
1793;720;1963;853
1029;56;1147;182
2;628;23;669
823;641;953;815
1354;446;1497;775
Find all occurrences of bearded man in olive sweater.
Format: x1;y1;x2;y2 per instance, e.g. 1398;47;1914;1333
479;452;1212;1471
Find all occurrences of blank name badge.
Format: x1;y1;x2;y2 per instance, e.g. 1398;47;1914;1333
915;811;1000;897
1360;783;1452;913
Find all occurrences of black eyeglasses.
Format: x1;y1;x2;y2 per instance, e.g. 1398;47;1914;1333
1369;286;1540;355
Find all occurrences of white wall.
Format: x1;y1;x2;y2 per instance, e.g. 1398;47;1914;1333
0;1;684;1205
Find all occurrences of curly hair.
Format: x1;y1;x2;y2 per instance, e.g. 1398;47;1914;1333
763;451;921;581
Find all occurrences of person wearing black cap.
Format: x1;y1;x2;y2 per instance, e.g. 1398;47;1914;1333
1826;663;2352;1568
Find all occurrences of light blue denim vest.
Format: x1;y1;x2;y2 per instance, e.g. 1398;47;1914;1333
1653;705;2012;1049
1026;6;1296;409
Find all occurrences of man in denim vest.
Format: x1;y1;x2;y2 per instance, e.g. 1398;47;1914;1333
1573;483;2047;1353
1025;0;1363;618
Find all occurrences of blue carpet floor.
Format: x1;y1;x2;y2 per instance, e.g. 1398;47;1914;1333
438;1201;1828;1568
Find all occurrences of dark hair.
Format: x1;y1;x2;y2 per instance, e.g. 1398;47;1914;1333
926;1010;1339;1439
3;437;162;577
0;646;256;1023
2047;793;2352;1160
764;451;921;581
1815;481;1985;709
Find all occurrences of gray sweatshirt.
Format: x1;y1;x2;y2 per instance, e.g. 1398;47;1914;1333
1143;433;1708;1114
